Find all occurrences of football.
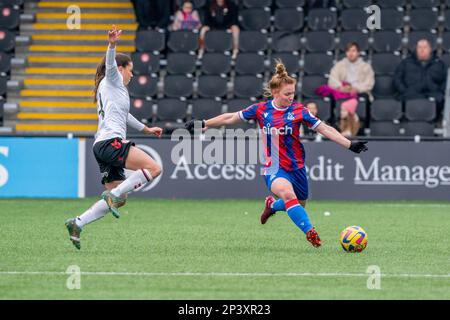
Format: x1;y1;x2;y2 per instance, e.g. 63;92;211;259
340;226;368;253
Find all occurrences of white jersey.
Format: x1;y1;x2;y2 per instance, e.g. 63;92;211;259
94;47;145;144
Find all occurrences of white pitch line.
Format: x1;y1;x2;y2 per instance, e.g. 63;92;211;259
0;271;449;279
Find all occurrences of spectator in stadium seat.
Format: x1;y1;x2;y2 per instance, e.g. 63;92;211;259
327;42;375;102
199;0;240;59
301;102;319;138
171;1;202;31
393;39;447;117
338;98;360;138
133;0;172;31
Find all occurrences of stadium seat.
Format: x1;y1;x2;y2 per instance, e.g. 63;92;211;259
197;75;228;99
340;9;370;31
371;53;402;75
303;98;331;122
240;8;272;30
226;99;253;113
303;53;333;75
411;0;440;8
128;75;158;99
2;0;24;5
371;31;403;52
440;52;450;68
307;8;337;31
379;8;404;31
204;30;233;52
0;75;6;96
407;31;437;51
163;75;194;98
274;8;304;32
338;31;369;52
440;32;450;51
129;99;153;124
342;0;371;7
201;53;232;75
444;10;450;31
0;52;11;73
304;31;335;52
335;99;367;121
191;99;223;119
402;121;435;136
154;99;188;131
404;99;436;121
166;53;196;75
270;53;300;75
271;32;302;52
131;52;160;75
0;99;3;126
275;0;305;7
370;99;402;121
167;31;199;52
372;76;395;98
239;31;268;52
300;75;327;98
377;0;405;8
370;121;400;136
135;30;165;52
235;53;265;75
243;0;272;7
408;9;439;30
0;6;20;30
233;75;264;98
0;29;14;52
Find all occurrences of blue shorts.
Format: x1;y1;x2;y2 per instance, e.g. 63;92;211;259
264;167;309;200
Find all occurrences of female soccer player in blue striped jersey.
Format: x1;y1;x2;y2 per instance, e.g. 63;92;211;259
186;62;368;248
65;26;163;250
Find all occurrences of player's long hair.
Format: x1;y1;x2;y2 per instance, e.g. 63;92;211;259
264;60;297;98
93;53;132;102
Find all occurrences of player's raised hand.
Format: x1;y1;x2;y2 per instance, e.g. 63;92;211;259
108;25;122;48
349;140;368;153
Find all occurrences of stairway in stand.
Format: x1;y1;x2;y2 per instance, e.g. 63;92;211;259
7;0;136;135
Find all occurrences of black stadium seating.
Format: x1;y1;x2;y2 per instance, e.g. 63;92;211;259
201;53;232;75
119;1;450;138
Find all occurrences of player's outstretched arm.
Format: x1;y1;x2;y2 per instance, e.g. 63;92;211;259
105;25;122;83
315;122;368;153
185;112;241;131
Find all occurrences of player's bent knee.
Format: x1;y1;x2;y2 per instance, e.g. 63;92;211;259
146;164;161;178
279;190;297;202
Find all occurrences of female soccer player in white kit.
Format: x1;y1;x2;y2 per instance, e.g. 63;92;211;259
65;26;163;250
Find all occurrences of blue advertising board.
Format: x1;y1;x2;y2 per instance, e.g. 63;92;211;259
0;137;79;198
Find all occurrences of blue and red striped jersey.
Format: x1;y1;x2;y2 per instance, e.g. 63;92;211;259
238;100;321;172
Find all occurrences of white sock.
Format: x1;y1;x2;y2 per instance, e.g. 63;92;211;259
76;200;110;228
110;169;152;197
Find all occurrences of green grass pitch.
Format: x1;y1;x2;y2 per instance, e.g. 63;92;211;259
0;198;449;299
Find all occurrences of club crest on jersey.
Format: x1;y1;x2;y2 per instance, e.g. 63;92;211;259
287;112;295;121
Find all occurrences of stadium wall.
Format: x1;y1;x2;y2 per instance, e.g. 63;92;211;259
1;137;449;200
0;137;79;198
83;138;450;201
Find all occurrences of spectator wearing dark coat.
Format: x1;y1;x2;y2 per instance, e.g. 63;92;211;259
393;39;447;116
198;0;240;59
133;0;172;31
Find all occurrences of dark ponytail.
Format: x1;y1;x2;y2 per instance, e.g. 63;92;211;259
93;52;132;102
